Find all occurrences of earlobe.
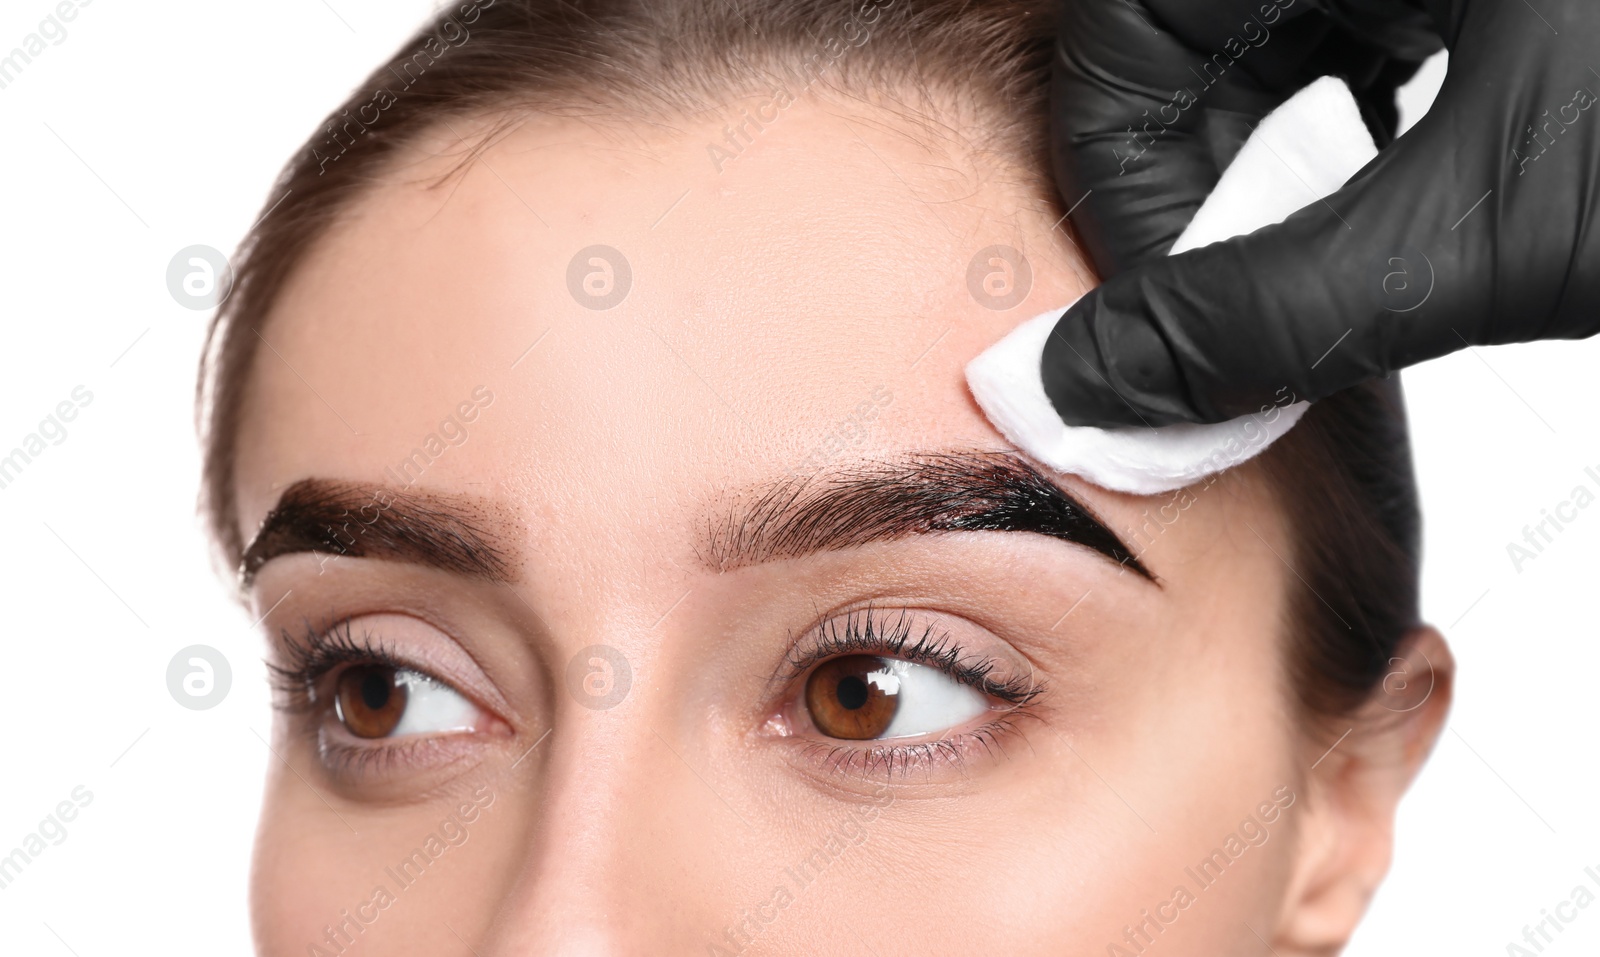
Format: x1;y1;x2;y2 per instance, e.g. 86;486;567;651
1272;625;1455;956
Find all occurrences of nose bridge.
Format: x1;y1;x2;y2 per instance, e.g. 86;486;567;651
476;704;665;953
470;529;751;954
478;656;734;955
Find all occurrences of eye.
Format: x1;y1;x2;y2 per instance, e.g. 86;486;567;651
333;665;478;739
804;653;988;740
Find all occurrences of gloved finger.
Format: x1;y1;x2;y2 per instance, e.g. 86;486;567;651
1043;0;1600;432
1050;0;1294;276
1038;127;1481;428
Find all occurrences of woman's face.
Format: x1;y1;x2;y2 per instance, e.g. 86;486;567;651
236;100;1398;955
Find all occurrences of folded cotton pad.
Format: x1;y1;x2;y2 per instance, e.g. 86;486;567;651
966;76;1378;495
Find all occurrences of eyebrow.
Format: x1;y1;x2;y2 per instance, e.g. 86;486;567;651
239;479;514;587
705;451;1153;580
240;452;1153;588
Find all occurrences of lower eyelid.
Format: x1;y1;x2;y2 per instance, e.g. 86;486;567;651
315;731;485;787
794;710;1034;781
301;677;506;788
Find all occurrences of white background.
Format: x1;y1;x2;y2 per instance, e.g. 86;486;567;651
0;3;1594;954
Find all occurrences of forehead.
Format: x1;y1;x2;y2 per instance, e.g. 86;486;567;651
234;102;1095;555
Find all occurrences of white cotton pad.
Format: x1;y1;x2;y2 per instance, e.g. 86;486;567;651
966;76;1378;495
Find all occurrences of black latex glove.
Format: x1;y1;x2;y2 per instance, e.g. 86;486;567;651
1042;0;1600;427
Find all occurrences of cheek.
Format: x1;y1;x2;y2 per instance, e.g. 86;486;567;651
248;782;401;949
250;785;520;954
803;763;1296;954
250;789;351;952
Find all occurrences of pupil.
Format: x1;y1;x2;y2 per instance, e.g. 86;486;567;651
360;670;392;710
835;674;869;711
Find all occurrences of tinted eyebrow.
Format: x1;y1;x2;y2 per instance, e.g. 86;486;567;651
704;451;1153;580
239;479;514;587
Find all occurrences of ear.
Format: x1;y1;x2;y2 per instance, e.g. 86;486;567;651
1273;625;1454;956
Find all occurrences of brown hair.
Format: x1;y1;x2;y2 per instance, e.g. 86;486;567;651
197;0;1421;722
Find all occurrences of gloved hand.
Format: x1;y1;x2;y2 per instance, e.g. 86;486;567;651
1041;0;1600;427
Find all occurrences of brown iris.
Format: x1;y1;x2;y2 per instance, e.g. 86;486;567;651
334;665;409;739
805;655;900;740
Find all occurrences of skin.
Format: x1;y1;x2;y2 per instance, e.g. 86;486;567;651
235;92;1453;956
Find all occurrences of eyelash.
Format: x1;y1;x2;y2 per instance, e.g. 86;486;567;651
269;609;1046;783
268;619;486;779
779;606;1045;779
267;618;407;713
